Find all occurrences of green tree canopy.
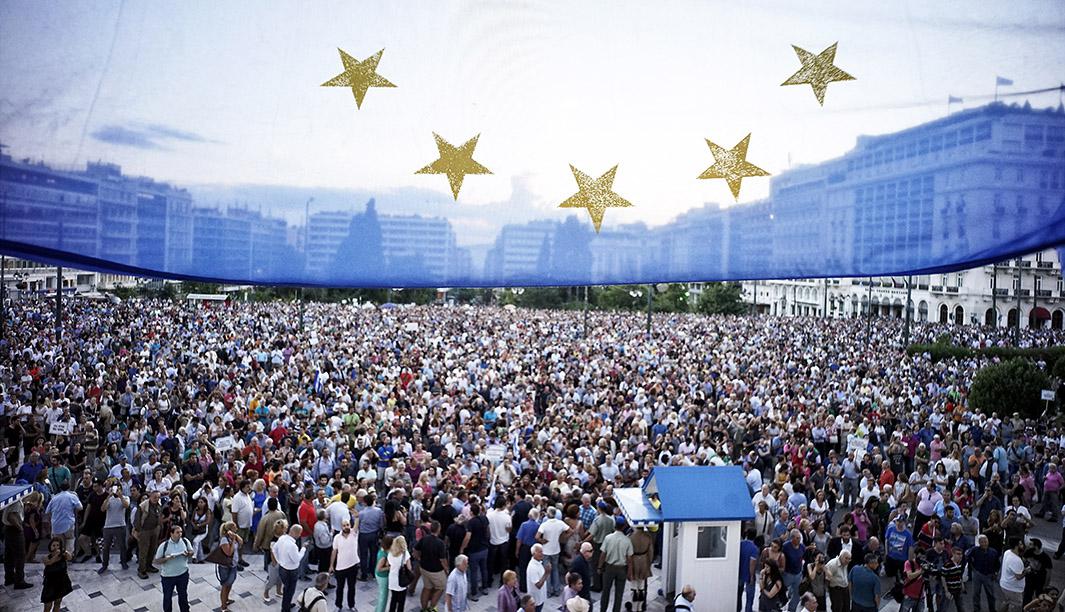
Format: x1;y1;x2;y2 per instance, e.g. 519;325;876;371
695;282;746;315
968;358;1052;419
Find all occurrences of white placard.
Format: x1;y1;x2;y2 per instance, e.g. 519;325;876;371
403;322;419;332
1041;389;1056;401
846;434;868;461
485;444;506;465
214;435;236;452
49;420;73;436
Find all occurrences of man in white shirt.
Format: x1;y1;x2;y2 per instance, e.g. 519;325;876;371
231;482;254;544
535;507;570;597
999;539;1028;612
274;525;308;612
329;519;360;612
527;544;551;611
327;496;352;534
486;498;512;587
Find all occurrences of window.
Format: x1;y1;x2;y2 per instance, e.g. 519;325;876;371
696;526;728;559
1025;125;1044;145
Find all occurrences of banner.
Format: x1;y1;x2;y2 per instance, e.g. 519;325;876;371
1;3;1063;287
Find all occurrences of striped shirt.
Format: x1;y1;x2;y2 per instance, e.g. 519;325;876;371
941;559;964;593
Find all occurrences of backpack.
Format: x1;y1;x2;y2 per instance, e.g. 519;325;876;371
157;537;192;564
299;588;325;612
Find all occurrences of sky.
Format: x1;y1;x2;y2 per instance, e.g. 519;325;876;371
2;0;1064;243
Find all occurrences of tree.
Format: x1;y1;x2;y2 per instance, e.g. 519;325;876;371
696;282;746;315
653;284;691;312
969;358;1052;419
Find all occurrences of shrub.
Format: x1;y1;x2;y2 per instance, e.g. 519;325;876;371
969;358;1052;419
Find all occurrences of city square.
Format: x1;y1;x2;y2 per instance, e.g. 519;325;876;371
3;2;1065;612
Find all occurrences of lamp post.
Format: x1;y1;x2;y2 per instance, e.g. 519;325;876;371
583;285;589;338
865;278;873;344
55;266;63;340
904;275;913;346
1014;259;1022;346
823;278;829;318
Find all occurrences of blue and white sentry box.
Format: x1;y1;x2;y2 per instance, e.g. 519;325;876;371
615;466;755;609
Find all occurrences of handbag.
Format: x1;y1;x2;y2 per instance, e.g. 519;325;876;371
205;543;233;565
398;564;414;588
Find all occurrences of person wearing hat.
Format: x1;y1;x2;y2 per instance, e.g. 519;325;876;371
597;517;632;612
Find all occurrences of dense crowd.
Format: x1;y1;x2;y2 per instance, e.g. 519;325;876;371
1;298;1064;612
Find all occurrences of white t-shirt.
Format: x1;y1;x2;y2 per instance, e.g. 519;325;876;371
536;518;569;556
327;501;350;532
487;509;511;545
1000;549;1025;593
332;532;360;571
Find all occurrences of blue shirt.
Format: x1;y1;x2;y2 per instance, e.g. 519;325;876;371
45;491;82;535
155;537;192;577
967;546;1000;575
738;540;759;582
377;445;394;468
516;518;539;546
446;568;469;612
885;524;913;561
782;540;805;575
848;565;881;608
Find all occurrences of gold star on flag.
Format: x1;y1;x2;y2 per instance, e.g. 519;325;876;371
321;48;396;109
697;134;770;201
415;133;492;200
781;42;855;106
558;165;633;233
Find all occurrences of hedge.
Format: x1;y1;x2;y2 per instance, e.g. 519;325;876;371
905;343;1065;371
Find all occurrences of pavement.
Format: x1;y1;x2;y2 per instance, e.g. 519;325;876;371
1;522;1060;612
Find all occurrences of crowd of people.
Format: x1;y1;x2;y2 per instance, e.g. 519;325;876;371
0;297;1064;612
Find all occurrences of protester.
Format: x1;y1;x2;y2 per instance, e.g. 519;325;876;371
214;521;242;612
376;534;395;612
387;535;413;612
40;536;73;612
275;524;309;612
330;517;361;612
297;572;332;612
1;300;1064;612
415;519;449;612
154;525;194;612
2;493;31;589
262;519;288;604
446;554;470;612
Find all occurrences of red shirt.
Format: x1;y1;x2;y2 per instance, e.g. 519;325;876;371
298;500;317;532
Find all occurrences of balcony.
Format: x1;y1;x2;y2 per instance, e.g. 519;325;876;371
1016;289;1031;297
946;287;959;293
1037;261;1055;269
1036;289;1052;298
930;285;944;292
1018;260;1032;268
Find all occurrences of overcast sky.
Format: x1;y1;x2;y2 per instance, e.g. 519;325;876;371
2;0;1063;236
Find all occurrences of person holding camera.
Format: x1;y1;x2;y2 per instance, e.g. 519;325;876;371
99;483;130;573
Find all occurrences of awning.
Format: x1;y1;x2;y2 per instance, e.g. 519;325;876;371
1032;306;1051;320
0;484;32;511
615;487;663;529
